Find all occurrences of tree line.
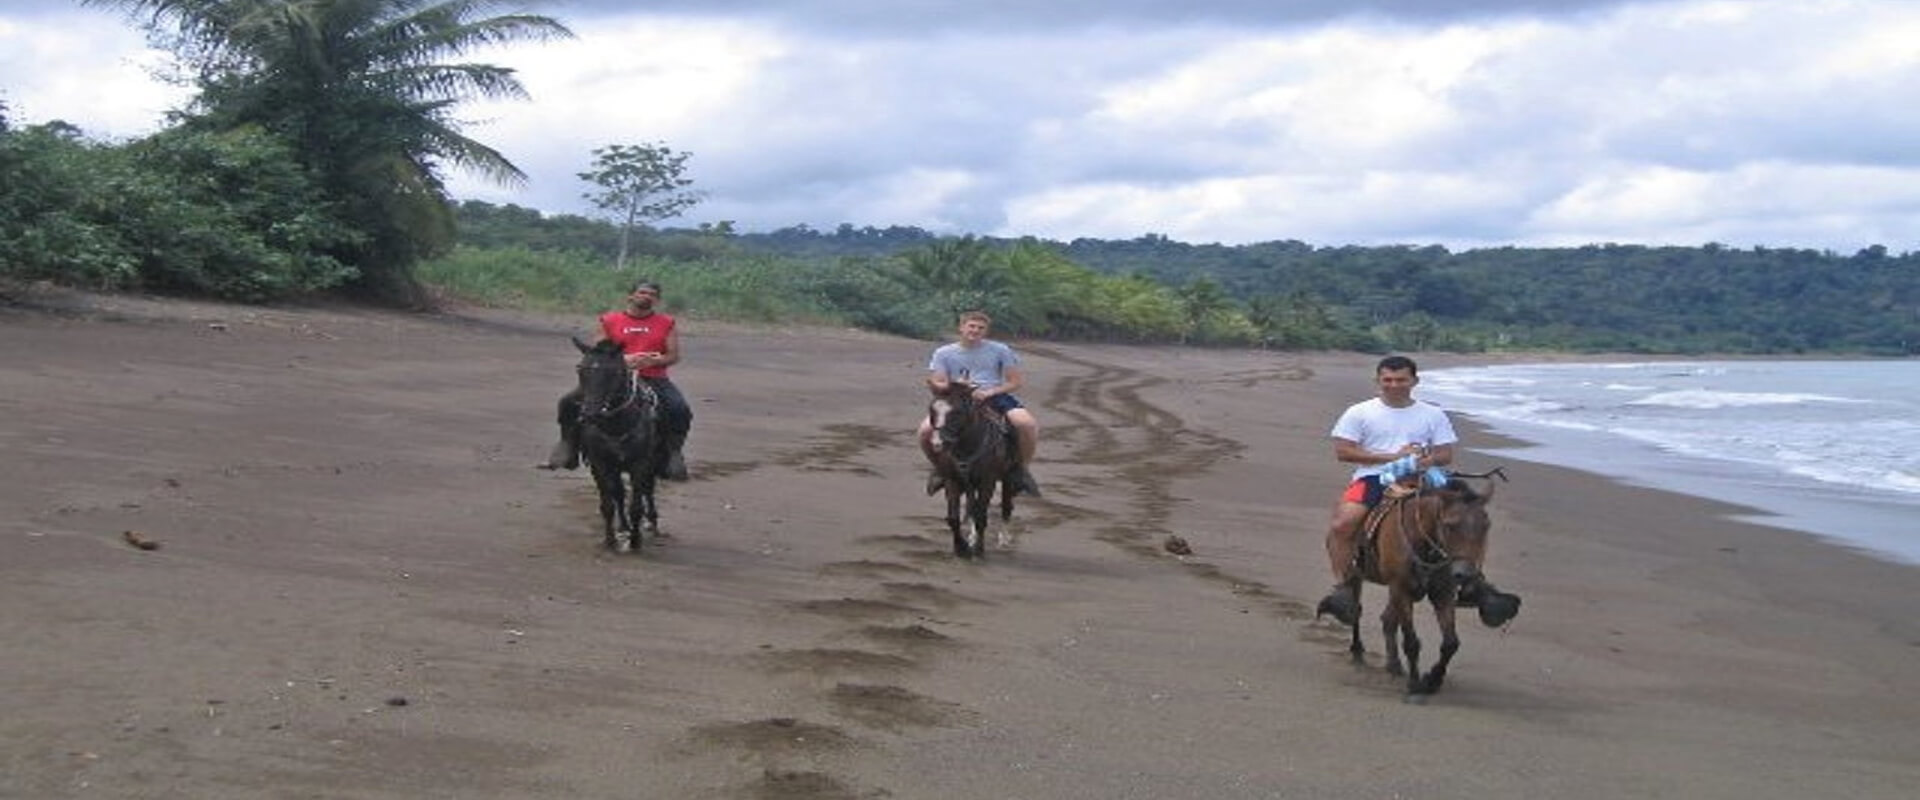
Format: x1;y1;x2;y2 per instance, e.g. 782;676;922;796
449;207;1920;355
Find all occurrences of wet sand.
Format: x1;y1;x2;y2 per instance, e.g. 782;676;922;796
3;288;1916;799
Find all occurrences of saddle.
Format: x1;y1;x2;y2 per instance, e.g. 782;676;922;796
1355;482;1421;578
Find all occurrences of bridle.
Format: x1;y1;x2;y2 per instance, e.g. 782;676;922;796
1394;467;1506;577
582;360;655;423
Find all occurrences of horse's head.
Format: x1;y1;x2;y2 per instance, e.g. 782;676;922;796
572;336;633;420
927;379;980;453
1430;480;1493;553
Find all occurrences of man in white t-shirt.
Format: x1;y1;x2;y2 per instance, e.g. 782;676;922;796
1317;355;1458;626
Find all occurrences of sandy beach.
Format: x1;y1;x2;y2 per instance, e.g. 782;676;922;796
3;289;1917;799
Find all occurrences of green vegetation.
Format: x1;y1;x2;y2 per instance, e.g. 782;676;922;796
65;0;573;304
440;206;1920;355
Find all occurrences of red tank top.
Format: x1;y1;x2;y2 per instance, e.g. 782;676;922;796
599;310;675;378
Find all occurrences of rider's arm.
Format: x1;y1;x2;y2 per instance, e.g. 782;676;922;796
1333;437;1387;466
1333;437;1428;466
926;368;951;395
622;327;681;371
654;327;682;368
1336;438;1454;469
986;365;1026;397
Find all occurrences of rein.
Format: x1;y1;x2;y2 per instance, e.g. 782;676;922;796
586;368;657;439
1398;492;1453;572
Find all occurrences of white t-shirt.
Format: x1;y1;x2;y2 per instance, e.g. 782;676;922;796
1330;398;1459;481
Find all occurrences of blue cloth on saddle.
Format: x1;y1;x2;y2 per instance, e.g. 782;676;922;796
1376;455;1450;488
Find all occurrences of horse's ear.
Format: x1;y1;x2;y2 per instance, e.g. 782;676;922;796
572;335;593;355
1450;479;1492;506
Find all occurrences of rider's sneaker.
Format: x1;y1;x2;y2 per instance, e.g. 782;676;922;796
925;469;945;496
1010;465;1043;497
661;449;690;481
1316;584;1360;627
540;439;579;471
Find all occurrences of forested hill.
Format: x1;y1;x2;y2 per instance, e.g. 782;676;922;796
724;226;1919;355
452;204;1919;355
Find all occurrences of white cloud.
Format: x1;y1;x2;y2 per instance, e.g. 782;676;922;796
6;0;1920;252
0;14;192;137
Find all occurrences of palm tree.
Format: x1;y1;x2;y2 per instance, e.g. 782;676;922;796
87;0;574;302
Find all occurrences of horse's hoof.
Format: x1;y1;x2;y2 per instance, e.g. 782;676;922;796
1478;592;1521;627
1402;692;1432;706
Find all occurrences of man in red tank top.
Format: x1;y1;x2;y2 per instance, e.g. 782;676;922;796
541;280;693;480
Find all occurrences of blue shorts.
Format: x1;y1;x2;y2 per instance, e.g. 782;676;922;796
987;394;1023;415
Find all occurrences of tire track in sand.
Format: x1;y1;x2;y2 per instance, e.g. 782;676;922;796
1026;345;1317;621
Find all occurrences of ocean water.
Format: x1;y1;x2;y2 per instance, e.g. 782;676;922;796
1418;360;1920;566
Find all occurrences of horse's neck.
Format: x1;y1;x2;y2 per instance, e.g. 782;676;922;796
958;409;1006;453
587;379;653;434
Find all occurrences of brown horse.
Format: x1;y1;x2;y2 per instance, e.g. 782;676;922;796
1340;469;1521;698
926;379;1017;558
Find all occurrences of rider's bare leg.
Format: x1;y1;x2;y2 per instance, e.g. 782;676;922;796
1004;408;1042;496
1317;499;1368;625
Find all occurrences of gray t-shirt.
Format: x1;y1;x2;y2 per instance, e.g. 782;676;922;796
928;340;1020;389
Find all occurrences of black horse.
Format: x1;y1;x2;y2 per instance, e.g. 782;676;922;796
570;336;660;552
927;379;1017;558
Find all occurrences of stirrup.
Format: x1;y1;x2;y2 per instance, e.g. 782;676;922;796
1011;465;1043;497
1316;586;1359;627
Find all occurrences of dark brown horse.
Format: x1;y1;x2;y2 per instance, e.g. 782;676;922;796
926;379;1017;558
1340;469;1521;698
571;336;660;552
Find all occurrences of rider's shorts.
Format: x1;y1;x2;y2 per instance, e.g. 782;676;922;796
1341;478;1386;507
987;394;1024;415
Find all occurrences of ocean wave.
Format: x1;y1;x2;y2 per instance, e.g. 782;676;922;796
1626;390;1865;409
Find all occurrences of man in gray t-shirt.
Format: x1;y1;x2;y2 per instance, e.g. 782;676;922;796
917;310;1042;497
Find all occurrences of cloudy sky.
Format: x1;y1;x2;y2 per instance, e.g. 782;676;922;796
4;0;1918;252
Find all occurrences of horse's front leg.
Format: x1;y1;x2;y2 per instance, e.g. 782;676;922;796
630;466;657;546
967;483;993;558
1387;590;1422;694
1417;600;1462;696
945;484;969;558
1379;589;1409;677
994;477;1017;549
591;465;626;551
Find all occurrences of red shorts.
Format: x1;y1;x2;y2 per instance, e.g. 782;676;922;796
1341;478;1386;507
